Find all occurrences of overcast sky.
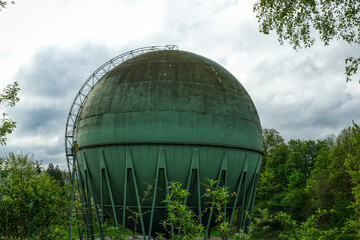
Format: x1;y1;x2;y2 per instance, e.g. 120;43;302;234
1;0;359;169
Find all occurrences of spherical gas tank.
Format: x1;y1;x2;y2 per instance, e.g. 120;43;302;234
76;49;263;236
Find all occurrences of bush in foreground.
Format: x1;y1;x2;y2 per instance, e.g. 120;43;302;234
0;152;74;239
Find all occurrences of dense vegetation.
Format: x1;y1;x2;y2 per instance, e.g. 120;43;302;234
250;123;360;239
0;154;74;239
1;123;359;239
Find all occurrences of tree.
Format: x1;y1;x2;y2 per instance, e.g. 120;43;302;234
46;163;65;187
0;152;74;239
280;140;324;220
161;182;204;240
253;0;360;82
255;126;359;238
263;128;285;155
327;130;354;227
305;126;355;229
262;128;285;170
306;145;333;216
344;122;360;237
0;1;14;11
256;135;326;221
256;142;288;211
0;82;20;145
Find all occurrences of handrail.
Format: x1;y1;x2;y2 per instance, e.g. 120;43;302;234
64;45;179;175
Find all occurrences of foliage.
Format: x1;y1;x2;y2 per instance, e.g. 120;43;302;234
105;225;128;240
0;81;20;145
0;1;14;11
65;124;360;239
262;128;285;170
241;209;345;240
262;128;285;154
256;141;288;210
254;124;360;239
203;179;234;240
253;0;360;82
161;182;204;240
127;182;153;239
46;163;65;187
0;152;75;239
305;127;355;228
344;122;360;237
305;145;333;212
234;209;340;240
256;136;325;220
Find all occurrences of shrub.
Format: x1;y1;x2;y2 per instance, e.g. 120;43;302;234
0;152;74;239
160;182;204;239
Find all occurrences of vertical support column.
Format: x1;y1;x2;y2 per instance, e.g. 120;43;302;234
99;150;120;233
123;148;147;239
99;151;107;240
148;148;171;238
243;157;262;230
82;153;95;240
122;152;128;234
229;155;248;228
205;151;228;239
84;152;105;239
238;157;249;230
68;155;76;240
78;162;90;240
77;162;90;240
185;149;202;224
73;169;84;240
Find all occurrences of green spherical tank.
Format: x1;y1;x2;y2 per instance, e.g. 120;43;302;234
76;49;262;237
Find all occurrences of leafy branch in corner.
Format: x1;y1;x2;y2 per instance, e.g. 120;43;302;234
253;0;360;82
0;82;20;145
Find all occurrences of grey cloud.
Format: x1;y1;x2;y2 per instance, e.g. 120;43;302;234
141;2;359;143
2;42;123;167
2;1;360;169
15;106;63;134
2;41;177;167
252;43;360;141
16;44;116;99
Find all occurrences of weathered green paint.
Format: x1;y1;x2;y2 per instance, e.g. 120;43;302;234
77;50;261;151
76;50;263;237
